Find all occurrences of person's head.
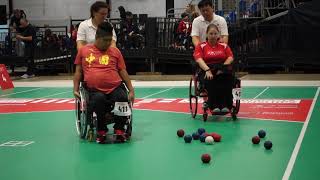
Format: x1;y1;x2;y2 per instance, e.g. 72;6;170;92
13;9;21;18
19;18;29;28
181;13;189;21
90;1;109;23
198;0;214;21
95;22;113;51
206;24;220;43
125;11;133;20
118;6;126;19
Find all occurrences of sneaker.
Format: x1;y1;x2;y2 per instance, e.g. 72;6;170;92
114;129;126;142
21;74;35;79
21;74;29;79
221;107;230;113
212;108;221;113
96;130;106;144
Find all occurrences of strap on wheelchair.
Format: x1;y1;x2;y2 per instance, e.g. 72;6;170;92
208;64;232;74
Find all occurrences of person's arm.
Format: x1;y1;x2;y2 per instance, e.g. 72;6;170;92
192;36;201;47
119;69;135;103
77;40;86;50
191;18;201;46
73;65;82;99
219;17;229;44
16;35;32;41
193;43;213;80
73;48;83;98
220;35;229;44
224;45;234;65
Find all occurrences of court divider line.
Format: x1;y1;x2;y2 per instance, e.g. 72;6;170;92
282;87;320;180
141;87;174;98
40;91;72;98
253;87;270;99
0;87;44;97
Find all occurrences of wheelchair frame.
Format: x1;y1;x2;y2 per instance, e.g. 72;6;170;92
75;82;133;141
189;67;241;121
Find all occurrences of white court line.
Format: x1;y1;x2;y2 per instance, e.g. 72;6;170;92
142;87;174;98
0;87;43;97
40;91;71;98
282;87;320;180
253;87;270;99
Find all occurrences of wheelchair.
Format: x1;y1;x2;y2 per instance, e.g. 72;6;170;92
189;64;241;121
75;82;133;142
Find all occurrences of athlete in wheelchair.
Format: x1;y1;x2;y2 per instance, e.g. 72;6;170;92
73;22;135;144
189;24;241;121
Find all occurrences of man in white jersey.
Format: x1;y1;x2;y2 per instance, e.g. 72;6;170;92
191;0;229;46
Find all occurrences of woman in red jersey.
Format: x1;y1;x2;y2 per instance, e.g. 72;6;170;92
193;24;234;113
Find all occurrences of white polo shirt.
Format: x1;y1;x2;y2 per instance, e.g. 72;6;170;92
77;18;117;44
191;13;228;43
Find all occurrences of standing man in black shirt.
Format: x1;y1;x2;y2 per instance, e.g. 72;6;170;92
9;9;26;33
16;18;37;78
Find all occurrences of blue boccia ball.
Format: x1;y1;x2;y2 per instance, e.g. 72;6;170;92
184;135;192;143
198;128;206;135
199;134;207;143
192;132;200;140
264;140;273;150
258;130;266;138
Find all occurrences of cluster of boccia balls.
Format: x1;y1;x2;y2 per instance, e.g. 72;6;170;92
177;128;222;164
252;130;273;150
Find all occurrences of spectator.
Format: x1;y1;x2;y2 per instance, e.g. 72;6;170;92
9;9;26;33
119;11;142;49
177;13;192;49
16;18;36;78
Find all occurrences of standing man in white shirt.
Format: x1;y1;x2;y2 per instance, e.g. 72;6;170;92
77;1;117;50
191;0;229;46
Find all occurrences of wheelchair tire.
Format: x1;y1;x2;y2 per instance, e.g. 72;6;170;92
203;113;208;122
189;76;198;118
233;78;241;114
76;85;90;139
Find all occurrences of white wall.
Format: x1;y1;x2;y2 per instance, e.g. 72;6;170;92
110;0;166;18
12;0;97;26
12;0;168;26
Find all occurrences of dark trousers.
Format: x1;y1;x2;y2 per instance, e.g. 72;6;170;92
25;46;35;75
200;71;233;109
88;85;128;131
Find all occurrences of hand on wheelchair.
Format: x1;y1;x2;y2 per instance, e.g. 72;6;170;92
128;91;135;104
204;70;214;80
74;91;80;99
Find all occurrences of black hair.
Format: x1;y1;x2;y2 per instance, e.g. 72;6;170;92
90;1;109;18
126;11;133;17
198;0;213;9
118;6;126;19
96;21;113;39
181;12;189;18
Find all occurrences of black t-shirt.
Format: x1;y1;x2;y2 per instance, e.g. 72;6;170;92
20;24;36;48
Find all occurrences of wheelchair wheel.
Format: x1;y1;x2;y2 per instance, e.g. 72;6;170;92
125;103;133;138
189;76;198;118
75;85;90;139
231;78;241;120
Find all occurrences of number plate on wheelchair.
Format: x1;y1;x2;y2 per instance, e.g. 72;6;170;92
232;88;241;100
112;102;132;116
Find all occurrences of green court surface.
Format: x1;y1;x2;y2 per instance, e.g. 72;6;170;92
0;86;319;180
